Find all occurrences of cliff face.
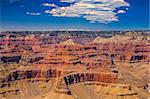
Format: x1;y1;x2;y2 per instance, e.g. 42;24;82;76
0;55;21;63
0;31;149;99
0;32;149;81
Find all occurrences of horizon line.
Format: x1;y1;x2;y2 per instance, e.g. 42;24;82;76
1;29;150;32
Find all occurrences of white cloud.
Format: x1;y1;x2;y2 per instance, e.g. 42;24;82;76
117;10;126;13
44;0;130;23
60;0;78;3
126;8;129;10
42;3;57;7
26;12;41;16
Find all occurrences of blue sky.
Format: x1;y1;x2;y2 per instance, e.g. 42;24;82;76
0;0;149;31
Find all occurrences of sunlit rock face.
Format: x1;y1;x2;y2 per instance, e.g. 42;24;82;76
0;31;149;99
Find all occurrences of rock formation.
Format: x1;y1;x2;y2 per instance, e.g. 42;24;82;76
0;31;149;99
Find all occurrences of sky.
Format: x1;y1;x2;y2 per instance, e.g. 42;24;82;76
0;0;149;31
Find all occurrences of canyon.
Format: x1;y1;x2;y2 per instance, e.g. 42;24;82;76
0;31;149;99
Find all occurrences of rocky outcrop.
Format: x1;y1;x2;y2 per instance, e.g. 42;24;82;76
0;55;21;63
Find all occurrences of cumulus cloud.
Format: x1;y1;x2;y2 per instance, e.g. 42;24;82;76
60;0;78;3
26;12;41;16
42;3;57;7
117;10;126;13
44;0;130;23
